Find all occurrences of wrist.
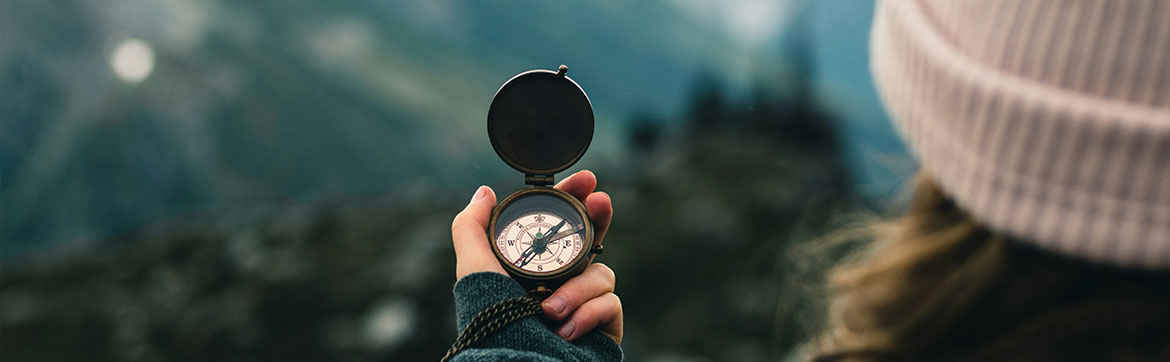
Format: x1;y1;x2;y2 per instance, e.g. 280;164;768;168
453;272;528;330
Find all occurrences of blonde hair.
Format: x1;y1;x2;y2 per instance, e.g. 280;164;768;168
809;174;1168;361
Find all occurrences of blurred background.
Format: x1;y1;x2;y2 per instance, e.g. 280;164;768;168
1;0;914;360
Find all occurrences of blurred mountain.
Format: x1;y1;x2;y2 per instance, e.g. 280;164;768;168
0;53;855;361
2;1;885;360
1;0;836;256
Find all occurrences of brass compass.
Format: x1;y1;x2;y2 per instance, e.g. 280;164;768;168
486;65;601;295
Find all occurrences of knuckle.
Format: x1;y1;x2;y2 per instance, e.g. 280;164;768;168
590;263;616;284
450;213;465;233
604;293;623;319
593;191;611;201
451;213;485;236
578;293;621;322
604;292;621;307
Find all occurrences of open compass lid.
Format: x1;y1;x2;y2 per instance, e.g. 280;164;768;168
487;65;593;184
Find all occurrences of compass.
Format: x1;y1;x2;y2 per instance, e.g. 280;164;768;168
486;65;601;295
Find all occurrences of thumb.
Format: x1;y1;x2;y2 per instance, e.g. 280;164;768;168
452;186;507;279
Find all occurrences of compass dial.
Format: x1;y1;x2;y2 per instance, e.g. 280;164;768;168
495;212;586;274
490;190;592;280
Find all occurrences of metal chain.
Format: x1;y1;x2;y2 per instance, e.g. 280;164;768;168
441;296;543;362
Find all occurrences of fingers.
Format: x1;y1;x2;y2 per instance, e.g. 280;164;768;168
451;186;506;279
556;170;612;247
555;293;623;343
584;192;612;246
543;263;615;319
555;170;597;201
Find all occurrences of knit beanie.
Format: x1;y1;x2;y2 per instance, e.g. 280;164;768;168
870;0;1170;269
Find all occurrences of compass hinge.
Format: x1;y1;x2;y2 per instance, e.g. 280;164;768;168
525;174;554;186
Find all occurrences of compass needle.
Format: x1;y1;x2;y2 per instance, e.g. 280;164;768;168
545;225;582;243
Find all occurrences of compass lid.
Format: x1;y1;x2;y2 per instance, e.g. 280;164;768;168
487;66;593;181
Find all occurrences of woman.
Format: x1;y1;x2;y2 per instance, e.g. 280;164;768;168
809;1;1169;360
447;0;1169;360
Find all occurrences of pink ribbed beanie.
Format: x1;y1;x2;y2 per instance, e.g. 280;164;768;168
870;0;1170;269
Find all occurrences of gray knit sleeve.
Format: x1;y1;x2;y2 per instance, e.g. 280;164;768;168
451;272;623;361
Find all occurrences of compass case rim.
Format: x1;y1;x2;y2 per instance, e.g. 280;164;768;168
487;68;594;177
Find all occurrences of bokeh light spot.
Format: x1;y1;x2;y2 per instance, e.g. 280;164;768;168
110;38;155;84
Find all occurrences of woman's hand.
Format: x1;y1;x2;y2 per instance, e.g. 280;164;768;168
541;263;622;343
450;170;622;344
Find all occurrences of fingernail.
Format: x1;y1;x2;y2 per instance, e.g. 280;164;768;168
543;296;566;315
469;186;488;204
557;321;575;339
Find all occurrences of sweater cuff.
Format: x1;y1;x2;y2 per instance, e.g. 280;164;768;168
452;272;528;331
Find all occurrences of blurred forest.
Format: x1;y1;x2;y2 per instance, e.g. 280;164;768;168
1;69;857;362
1;1;900;361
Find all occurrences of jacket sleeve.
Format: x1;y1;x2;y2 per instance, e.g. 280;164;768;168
450;272;623;361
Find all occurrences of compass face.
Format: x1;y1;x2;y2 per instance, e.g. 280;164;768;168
491;191;590;276
495;212;585;274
